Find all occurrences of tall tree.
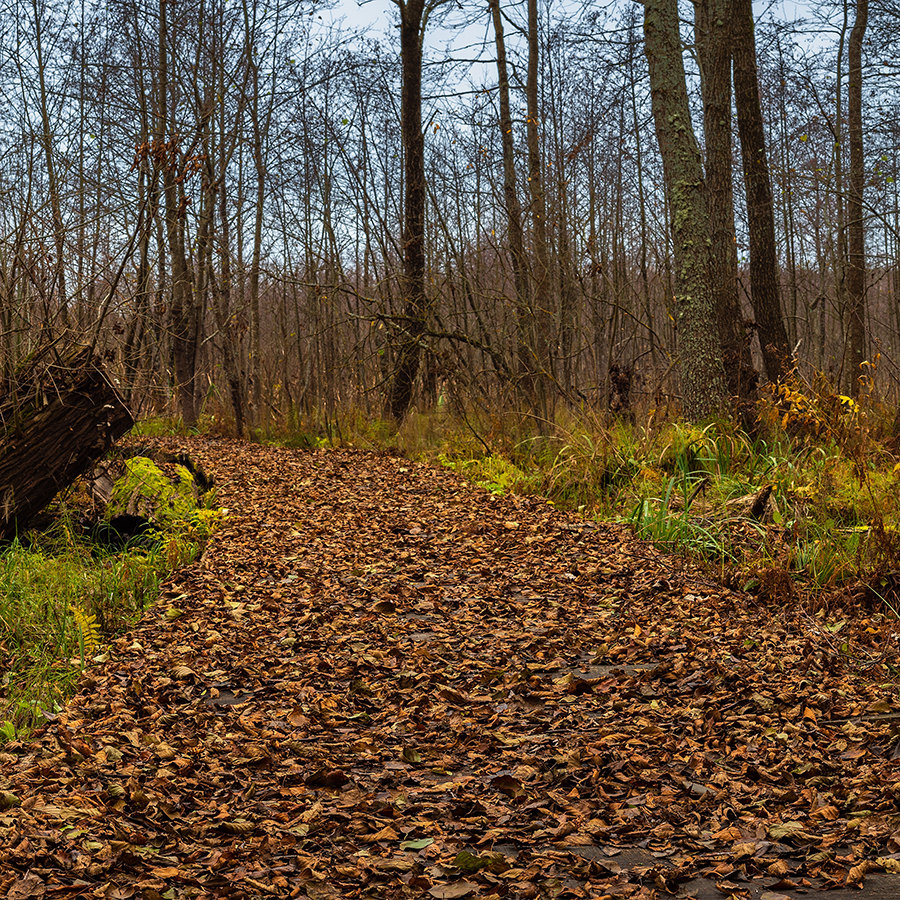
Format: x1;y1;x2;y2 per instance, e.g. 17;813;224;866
644;0;727;420
489;0;531;404
846;0;868;396
157;0;201;427
733;0;791;383
525;0;554;419
695;0;758;414
384;0;446;422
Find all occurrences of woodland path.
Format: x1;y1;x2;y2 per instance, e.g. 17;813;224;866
1;437;899;900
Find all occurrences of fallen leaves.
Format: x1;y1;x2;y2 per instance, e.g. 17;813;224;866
0;437;898;898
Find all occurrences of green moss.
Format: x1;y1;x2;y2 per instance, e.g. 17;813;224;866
440;454;537;497
109;457;198;524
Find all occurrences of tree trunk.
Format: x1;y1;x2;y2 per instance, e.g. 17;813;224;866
490;0;532;406
385;0;429;422
846;0;868;397
31;0;69;332
644;0;727;421
158;0;199;427
733;0;791;383
0;345;134;540
696;0;758;417
526;0;554;420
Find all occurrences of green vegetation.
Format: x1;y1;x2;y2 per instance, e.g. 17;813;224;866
0;452;224;741
260;368;900;614
110;456;198;520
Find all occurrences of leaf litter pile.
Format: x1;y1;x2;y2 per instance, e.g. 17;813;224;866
1;438;900;900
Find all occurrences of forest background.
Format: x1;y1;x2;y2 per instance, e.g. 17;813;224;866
1;0;896;430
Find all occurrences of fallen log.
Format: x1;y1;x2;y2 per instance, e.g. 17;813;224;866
0;344;134;540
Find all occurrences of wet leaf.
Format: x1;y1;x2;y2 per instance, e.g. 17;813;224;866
768;820;811;841
847;860;871;885
150;866;182;878
491;774;524;797
305;768;349;788
429;881;477;899
400;837;434;850
0;790;21;809
453;850;494;872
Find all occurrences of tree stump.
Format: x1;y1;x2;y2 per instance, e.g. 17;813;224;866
0;345;134;540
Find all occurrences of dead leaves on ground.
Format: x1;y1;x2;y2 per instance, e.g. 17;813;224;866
0;438;898;899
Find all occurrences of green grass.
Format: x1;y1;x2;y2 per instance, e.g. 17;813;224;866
0;508;216;740
130;413;223;438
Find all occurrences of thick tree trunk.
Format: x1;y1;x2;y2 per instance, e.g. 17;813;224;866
159;0;200;428
385;0;428;422
733;0;791;383
0;346;134;540
696;0;758;418
846;0;868;397
644;0;727;421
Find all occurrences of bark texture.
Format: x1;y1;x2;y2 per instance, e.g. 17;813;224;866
490;0;531;404
159;0;201;427
846;0;868;397
385;0;428;422
733;0;791;383
0;345;134;540
644;0;727;421
696;0;758;416
526;0;554;420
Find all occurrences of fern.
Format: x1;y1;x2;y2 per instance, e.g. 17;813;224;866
70;604;100;668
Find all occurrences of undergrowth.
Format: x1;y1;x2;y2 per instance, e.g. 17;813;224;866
139;367;900;616
0;475;223;741
249;368;900;616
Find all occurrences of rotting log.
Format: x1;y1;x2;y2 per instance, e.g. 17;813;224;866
0;345;134;540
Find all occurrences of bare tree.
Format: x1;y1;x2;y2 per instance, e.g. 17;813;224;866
384;0;450;421
733;0;791;383
644;0;727;419
489;0;531;404
846;0;868;396
695;0;758;416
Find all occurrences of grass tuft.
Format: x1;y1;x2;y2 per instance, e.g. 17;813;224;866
0;501;220;740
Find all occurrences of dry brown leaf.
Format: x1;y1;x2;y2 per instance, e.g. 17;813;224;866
846;860;871;886
429;881;478;899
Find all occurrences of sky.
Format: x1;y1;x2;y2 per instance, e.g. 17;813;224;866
314;0;830;69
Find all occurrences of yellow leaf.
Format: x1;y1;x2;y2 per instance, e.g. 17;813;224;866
150;866;181;878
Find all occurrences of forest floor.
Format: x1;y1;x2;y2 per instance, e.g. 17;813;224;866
1;437;899;900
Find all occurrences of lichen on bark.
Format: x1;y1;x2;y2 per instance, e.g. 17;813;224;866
644;0;727;420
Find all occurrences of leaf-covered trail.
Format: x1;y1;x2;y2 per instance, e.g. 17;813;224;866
1;438;899;900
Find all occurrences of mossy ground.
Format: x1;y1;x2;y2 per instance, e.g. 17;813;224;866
110;457;200;524
0;444;225;740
